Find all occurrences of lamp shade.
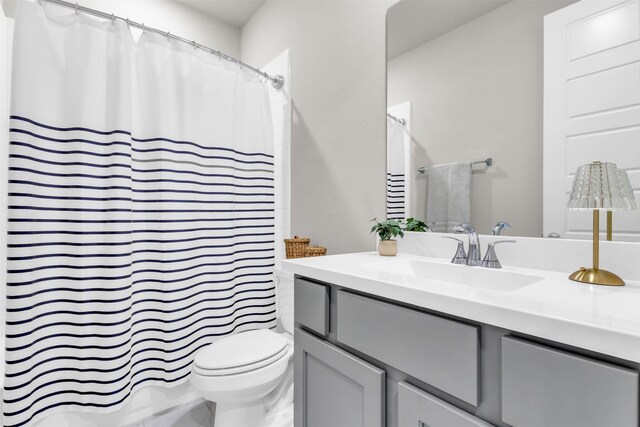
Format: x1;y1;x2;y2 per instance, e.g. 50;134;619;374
567;161;637;211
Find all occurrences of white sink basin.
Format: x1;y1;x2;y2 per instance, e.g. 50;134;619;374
362;259;544;291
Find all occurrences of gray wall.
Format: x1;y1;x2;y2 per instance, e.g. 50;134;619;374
388;1;571;238
241;0;394;254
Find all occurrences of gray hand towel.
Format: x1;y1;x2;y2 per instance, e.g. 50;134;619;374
426;162;471;232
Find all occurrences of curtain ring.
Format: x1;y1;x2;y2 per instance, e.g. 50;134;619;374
126;18;130;28
192;40;197;50
74;2;79;14
110;13;115;25
166;32;171;42
142;23;145;33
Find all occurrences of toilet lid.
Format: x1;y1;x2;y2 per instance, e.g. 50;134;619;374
194;329;288;372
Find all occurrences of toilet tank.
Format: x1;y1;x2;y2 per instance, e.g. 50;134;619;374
275;269;294;335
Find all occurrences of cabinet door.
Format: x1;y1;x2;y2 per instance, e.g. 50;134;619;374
294;328;385;427
398;382;492;427
502;336;639;427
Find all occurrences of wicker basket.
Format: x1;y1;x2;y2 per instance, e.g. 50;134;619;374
304;245;327;257
284;236;310;259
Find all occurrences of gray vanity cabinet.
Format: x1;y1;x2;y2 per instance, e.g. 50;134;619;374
294;328;386;427
293;276;640;427
502;336;639;427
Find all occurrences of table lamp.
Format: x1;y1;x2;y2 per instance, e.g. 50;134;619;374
567;161;636;286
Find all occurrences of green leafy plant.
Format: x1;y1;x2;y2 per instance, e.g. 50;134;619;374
370;218;404;241
404;217;430;232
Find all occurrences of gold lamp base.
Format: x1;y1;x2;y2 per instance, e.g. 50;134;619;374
568;209;625;286
569;267;625;286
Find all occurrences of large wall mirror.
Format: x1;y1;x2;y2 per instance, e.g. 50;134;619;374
386;0;640;241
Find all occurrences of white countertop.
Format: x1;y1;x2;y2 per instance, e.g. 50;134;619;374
282;252;640;363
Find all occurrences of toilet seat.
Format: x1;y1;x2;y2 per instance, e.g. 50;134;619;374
193;329;289;377
194;345;289;376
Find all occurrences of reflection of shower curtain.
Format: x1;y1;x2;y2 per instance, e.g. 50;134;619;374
386;118;405;220
5;3;276;427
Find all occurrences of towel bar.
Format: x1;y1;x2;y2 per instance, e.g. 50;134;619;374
418;158;493;174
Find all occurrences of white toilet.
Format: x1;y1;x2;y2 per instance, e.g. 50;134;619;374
191;270;294;427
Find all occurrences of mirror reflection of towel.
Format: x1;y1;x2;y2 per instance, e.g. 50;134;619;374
426;162;471;232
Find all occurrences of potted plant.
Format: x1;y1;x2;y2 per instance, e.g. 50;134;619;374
404;217;430;232
370;218;404;256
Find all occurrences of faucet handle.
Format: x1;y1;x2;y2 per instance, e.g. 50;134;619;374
481;240;516;269
442;236;467;265
491;222;511;235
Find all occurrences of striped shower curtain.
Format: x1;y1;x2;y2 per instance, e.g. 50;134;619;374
4;2;276;426
386;117;405;220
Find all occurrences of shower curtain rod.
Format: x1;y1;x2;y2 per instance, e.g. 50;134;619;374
37;0;285;89
387;113;406;126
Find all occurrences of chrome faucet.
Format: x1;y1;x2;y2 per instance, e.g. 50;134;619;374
491;222;511;235
453;223;482;266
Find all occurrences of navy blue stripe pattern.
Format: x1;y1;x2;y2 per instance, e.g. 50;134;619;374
386;173;405;220
4;116;276;427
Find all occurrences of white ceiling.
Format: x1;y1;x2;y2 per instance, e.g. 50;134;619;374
387;0;512;60
175;0;266;28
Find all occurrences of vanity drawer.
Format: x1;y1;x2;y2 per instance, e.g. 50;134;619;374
336;290;479;405
501;336;639;427
398;382;491;427
294;277;330;336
